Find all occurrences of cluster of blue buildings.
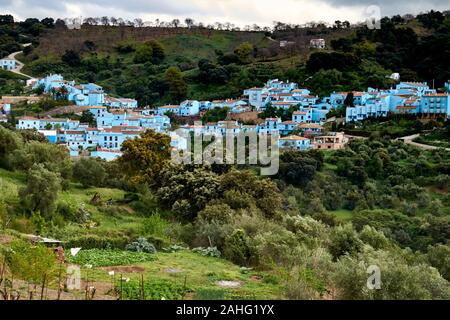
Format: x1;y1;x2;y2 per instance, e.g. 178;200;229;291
344;82;450;123
31;74;138;108
16;106;180;161
14;77;449;159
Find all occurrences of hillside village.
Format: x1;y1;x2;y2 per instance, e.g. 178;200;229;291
0;7;450;303
5;73;449;160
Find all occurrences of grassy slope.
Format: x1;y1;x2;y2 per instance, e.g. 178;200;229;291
0;168;283;299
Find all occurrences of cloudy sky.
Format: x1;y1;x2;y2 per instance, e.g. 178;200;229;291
1;0;449;27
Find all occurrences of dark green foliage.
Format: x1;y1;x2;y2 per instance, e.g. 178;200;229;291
224;229;252;265
201;107;229;123
198;59;229;84
278;150;323;187
19;164;61;217
0;125;22;168
328;224;363;259
61;50;81;67
306;52;360;72
67;249;155;267
73;157;106;188
80;110;96;126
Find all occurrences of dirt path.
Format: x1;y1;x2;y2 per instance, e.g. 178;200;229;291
6;43;34;79
397;134;450;151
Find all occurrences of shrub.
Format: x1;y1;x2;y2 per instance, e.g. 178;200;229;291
142;212;169;238
125;237;157;254
427;244;450;281
72;158;106;188
359;225;390;250
328;224;363;260
252;228;299;267
192;246;221;258
223;229;252;266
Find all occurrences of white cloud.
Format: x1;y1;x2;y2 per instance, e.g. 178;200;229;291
1;0;448;27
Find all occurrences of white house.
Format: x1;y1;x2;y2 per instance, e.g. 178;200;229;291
106;97;138;109
310;39;326;49
16;117;79;130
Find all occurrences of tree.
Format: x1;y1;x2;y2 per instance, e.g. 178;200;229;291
172;19;180;28
344;92;355;108
185;18;194;28
156;165;221;219
11;141;72;186
0;14;14;25
234;42;253;64
148;40;165;63
278;151;322;187
0;126;22;168
40;17;54;28
133;43;153;64
100;16;109;26
19;164;61;217
333;247;450;299
224;229;252;265
62;50;81;67
80;110;96;126
427;244;450;281
134;18;144;27
329;224;363;260
201;107;229;123
119;130;171;185
164;66;187;101
73;158;106;188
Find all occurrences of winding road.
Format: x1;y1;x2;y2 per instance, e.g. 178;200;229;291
397;134;450;151
6;43;34;79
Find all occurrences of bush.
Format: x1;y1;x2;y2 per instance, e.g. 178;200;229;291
328;224;363;260
192;246;221;258
73;158;106;188
142;212;169;238
224;229;252;266
359;225;390;250
125;237;157;254
427;244;450;281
